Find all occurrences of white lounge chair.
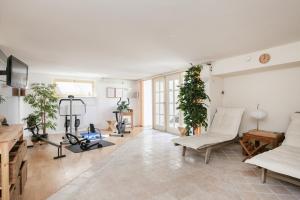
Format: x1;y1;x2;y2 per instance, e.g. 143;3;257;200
172;107;245;164
246;113;300;183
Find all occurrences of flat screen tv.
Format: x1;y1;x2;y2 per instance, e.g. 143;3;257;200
6;55;28;88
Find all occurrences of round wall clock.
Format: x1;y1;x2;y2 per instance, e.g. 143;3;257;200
259;53;271;64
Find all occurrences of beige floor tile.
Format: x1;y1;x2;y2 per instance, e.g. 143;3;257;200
45;129;300;200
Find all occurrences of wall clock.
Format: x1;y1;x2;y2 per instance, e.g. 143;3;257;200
259;53;271;64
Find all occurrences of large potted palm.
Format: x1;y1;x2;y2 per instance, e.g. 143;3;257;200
177;64;210;136
24;83;59;136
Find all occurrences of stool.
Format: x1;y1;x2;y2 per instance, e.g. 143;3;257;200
106;120;116;132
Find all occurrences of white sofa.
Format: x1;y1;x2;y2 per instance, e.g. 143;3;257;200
246;113;300;183
172;107;245;164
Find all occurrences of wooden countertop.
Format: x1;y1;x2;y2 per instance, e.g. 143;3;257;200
247;130;283;139
0;124;23;143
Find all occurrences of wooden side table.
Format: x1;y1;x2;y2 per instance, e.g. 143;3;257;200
121;109;134;129
240;130;284;161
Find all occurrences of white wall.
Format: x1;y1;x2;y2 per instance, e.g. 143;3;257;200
0;73;139;135
222;66;300;133
213;41;300;76
212;41;300;134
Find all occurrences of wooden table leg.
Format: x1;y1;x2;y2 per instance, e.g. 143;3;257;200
182;146;186;156
242;143;269;162
262;168;267;183
1;143;10;200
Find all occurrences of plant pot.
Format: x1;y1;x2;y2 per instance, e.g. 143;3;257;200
178;127;187;136
31;135;39;142
31;133;48;142
40;133;48;139
194;127;201;136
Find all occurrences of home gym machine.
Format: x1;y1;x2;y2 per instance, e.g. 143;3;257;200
110;98;131;137
59;95;86;143
25;123;66;159
59;95;103;150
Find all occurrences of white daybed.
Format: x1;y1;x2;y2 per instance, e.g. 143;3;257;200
246;113;300;183
172;107;245;164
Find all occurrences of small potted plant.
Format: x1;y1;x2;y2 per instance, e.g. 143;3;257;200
23;114;41;142
117;98;130;112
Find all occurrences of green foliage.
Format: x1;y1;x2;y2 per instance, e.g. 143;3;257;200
117;100;130;112
24;83;59;134
23;113;40;128
0;95;6;104
177;64;210;135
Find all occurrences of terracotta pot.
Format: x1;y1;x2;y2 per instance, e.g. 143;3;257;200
194;127;201;136
178;127;187;136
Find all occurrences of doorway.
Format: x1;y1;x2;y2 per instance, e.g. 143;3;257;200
166;74;181;133
143;80;152;128
152;73;183;134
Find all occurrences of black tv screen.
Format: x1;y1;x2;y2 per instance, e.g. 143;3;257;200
6;55;28;88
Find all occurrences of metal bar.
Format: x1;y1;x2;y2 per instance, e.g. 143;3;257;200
39;137;60;147
0;70;6;75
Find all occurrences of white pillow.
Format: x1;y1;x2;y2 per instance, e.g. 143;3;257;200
283;115;300;147
291;113;300;121
209;107;245;136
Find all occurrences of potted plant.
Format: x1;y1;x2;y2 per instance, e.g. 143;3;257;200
117;98;130;112
23;114;41;142
177;64;210;136
24;83;59;136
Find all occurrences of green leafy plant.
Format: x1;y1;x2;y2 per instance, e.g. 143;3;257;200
117;98;130;112
177;64;210;135
23;113;40;128
23;113;41;141
24;83;59;134
0;95;6;104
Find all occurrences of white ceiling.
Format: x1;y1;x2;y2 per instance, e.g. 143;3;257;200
0;0;300;79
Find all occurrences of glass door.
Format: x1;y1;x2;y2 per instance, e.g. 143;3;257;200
153;77;165;131
166;74;181;134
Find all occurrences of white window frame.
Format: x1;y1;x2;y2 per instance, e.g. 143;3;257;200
54;79;96;98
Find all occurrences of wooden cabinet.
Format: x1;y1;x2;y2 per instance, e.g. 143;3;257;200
0;125;27;200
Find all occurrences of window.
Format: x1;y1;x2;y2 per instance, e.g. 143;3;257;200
54;80;95;97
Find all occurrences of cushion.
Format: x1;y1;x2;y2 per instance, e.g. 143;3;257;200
172;107;244;149
209;107;245;137
283;116;300;147
246;145;300;179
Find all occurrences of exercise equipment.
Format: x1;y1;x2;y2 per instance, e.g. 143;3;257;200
65;124;115;153
59;95;86;143
110;98;131;137
80;123;103;140
65;139;115;153
65;133;102;151
64;115;81;133
25;124;66;159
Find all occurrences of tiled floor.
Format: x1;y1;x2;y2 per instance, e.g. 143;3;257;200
48;129;300;200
